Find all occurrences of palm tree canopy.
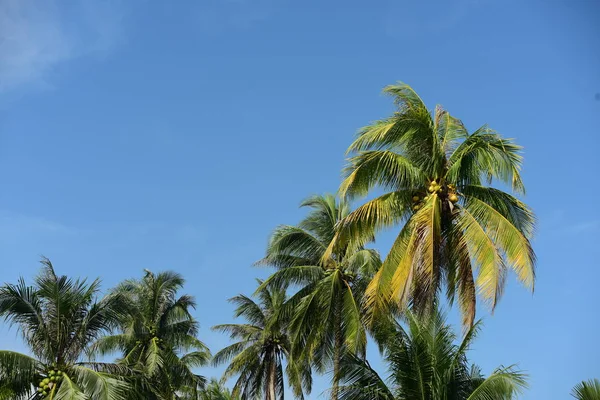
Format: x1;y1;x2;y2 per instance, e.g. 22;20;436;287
330;82;536;327
257;195;381;374
572;379;600;400
0;258;131;400
212;282;311;400
92;270;210;400
336;309;528;400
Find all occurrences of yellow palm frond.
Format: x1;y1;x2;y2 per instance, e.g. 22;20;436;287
465;197;535;290
458;208;506;309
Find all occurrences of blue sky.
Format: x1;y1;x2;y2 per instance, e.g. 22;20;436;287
0;0;598;398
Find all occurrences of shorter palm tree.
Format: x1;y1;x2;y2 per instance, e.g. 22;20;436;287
335;309;527;400
212;282;311;400
257;194;381;398
92;270;210;400
0;258;131;400
572;379;600;400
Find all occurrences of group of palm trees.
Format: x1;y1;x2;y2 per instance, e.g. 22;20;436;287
0;83;597;399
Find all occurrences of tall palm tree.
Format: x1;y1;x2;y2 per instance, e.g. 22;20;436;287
92;270;210;400
336;309;527;399
212;282;311;400
0;258;131;400
572;379;600;400
257;194;381;399
329;82;536;326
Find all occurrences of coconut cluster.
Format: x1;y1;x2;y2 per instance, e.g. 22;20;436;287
411;181;460;212
37;366;63;396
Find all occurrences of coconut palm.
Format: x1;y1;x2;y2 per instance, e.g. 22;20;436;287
329;82;536;327
0;258;131;400
212;282;311;400
572;379;600;400
92;270;210;400
336;309;527;400
257;194;382;399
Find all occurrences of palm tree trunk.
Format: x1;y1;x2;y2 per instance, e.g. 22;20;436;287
331;296;343;400
267;357;277;400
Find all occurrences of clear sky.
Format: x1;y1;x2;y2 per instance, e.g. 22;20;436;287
0;0;598;398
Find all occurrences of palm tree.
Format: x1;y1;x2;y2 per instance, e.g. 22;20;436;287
572;379;600;400
257;194;382;399
212;282;311;400
329;82;536;327
0;257;131;400
336;309;527;399
92;270;210;400
197;379;238;400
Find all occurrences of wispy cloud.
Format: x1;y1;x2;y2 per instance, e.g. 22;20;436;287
384;0;488;37
0;210;78;241
565;220;600;235
541;208;600;237
192;0;275;34
0;0;127;92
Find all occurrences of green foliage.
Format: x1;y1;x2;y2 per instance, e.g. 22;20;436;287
0;258;131;400
197;379;238;400
92;270;210;400
336;309;528;400
572;379;600;400
212;282;311;400
257;194;382;399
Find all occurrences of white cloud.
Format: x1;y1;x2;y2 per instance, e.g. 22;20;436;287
0;210;78;240
0;0;126;92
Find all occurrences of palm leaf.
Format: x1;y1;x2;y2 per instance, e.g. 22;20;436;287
572;379;600;400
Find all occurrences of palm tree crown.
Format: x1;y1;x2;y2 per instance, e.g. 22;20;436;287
92;270;210;400
257;194;381;398
331;82;536;326
0;258;130;400
212;282;310;400
336;309;527;399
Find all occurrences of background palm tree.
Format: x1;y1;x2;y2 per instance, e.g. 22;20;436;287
336;309;527;399
92;270;210;400
330;82;536;327
257;194;381;399
212;282;310;400
572;379;600;400
197;379;238;400
0;258;130;400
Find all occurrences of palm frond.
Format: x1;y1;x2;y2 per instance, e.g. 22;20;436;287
340;150;424;199
466;366;528;400
571;379;600;400
70;365;131;400
447;127;525;193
